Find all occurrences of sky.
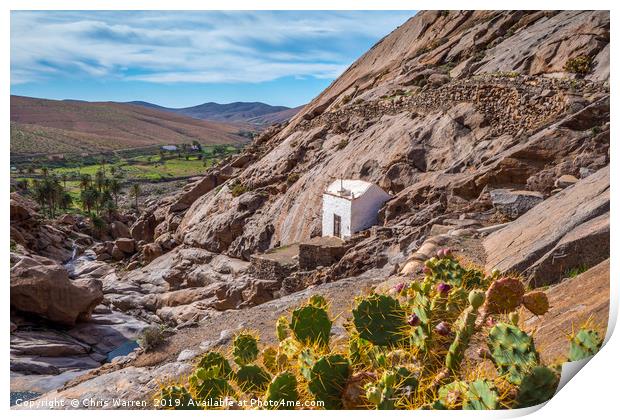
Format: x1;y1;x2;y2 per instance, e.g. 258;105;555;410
10;11;415;108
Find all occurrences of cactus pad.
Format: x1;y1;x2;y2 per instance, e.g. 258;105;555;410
568;328;602;361
308;294;328;309
276;316;290;341
308;354;350;409
487;322;539;384
352;294;408;347
464;380;498;410
483;277;525;314
235;364;271;394
232;333;260;366
522;291;549;316
196;351;233;379
265;372;299;409
290;305;332;347
159;385;199;410
515;366;559;408
189;367;235;402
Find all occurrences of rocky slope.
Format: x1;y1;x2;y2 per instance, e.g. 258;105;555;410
10;10;610;408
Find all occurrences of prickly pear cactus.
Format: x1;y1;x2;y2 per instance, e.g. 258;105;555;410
196;351;233;379
265;372;299;409
483;277;525;315
159;385;199;410
262;346;279;374
568;328;602;361
279;337;300;358
445;290;485;372
290;304;332;347
234;364;271;394
308;294;328;309
298;348;316;380
365;367;419;409
424;257;468;287
189;367;235;402
233;333;260;366
352;294;407;347
515;366;559;408
308;354;350;409
522;290;549;316
487;323;539;384
276;316;290;341
463;380;498;410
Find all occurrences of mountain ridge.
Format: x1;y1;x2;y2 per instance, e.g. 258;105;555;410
127;100;302;126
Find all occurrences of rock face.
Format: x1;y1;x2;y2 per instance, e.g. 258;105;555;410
165;10;609;266
10;255;103;325
524;259;609;363
489;189;544;218
484;166;609;286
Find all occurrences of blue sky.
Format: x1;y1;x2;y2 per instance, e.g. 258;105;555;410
10;11;415;108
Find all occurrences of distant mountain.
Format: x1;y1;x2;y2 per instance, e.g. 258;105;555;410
10;95;248;157
127;101;302;126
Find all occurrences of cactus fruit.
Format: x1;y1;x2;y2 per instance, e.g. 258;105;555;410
276;316;290;341
232;333;259;366
290;305;332;347
393;282;405;294
568;328;602;361
522;291;549;316
483;277;525;314
508;311;520;326
159;385;199;410
463;380;498;410
435;321;451;336
515;366;559;408
445;290;485;371
265;372;299;409
308;354;350;409
352;294;408;347
487;323;539;384
189;367;235;402
196;351;233;379
235;364;271;394
407;313;421;327
437;282;452;296
308;294;329;309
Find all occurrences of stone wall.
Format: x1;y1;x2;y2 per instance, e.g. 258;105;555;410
299;237;346;271
249;255;297;281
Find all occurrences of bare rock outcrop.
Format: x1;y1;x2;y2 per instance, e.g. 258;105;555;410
484;166;609;286
10;254;104;325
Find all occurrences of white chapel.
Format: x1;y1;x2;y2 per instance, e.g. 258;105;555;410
322;179;391;240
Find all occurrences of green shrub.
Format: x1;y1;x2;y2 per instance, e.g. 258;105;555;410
564;55;593;75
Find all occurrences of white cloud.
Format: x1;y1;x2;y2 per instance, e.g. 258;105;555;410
10;10;413;85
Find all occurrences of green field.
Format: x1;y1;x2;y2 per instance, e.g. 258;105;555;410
11;144;242;212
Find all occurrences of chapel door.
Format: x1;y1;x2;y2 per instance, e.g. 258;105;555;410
333;214;341;238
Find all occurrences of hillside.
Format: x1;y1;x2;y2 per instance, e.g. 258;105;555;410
10;10;610;409
128;101;300;125
10;96;248;157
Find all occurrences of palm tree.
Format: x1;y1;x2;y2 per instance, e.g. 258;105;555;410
95;169;106;193
109;178;122;206
60;192;73;210
60;173;68;189
80;174;92;189
80;187;98;214
130;183;141;210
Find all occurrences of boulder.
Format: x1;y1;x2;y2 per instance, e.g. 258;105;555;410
142;242;163;264
110;221;131;239
115;238;135;254
554;174;579;188
111;245;125;261
169;174;219;212
130;213;157;243
10;255;104;325
489;189;544;218
485;166;609;286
